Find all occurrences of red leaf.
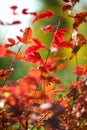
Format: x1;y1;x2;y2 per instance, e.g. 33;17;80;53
25;51;43;64
52;29;73;50
70;80;83;90
7;21;21;25
41;25;56;34
62;5;72;11
4;38;16;48
29;12;37;16
57;41;73;49
62;0;79;11
32;10;54;23
0;45;15;57
11;21;21;25
25;45;40;54
54;29;68;44
16;36;23;43
10;5;17;10
22;8;29;14
32;38;46;48
8;38;16;44
10;5;18;15
74;65;85;76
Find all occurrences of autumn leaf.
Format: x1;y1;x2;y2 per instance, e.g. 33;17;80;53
69;34;87;60
62;0;79;11
51;87;66;96
0;68;14;80
7;20;21;25
16;36;23;43
57;64;66;70
10;5;18;15
54;29;68;44
56;41;73;49
74;65;85;76
32;10;54;23
69;80;83;90
17;27;32;44
4;38;16;48
73;12;87;29
25;45;41;54
52;29;73;50
62;5;72;11
40;25;56;34
41;79;55;92
29;91;46;99
29;12;37;16
13;51;25;61
8;38;16;44
44;58;65;73
44;58;56;73
25;51;43;64
0;45;15;57
32;38;46;49
22;8;29;14
40;67;61;92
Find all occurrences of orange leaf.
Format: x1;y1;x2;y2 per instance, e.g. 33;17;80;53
41;76;61;92
17;27;32;44
51;87;66;95
23;27;32;43
14;51;25;61
73;12;87;29
57;64;66;70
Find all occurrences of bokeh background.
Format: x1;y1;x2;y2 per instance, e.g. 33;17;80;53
0;0;87;87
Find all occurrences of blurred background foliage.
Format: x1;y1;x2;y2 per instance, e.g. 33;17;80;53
0;0;87;87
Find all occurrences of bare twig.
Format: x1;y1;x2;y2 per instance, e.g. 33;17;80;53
44;18;61;67
2;45;22;86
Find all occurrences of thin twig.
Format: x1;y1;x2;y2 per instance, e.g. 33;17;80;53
76;53;79;81
2;45;22;86
43;18;61;67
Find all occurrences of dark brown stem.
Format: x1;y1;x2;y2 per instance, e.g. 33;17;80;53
76;53;79;81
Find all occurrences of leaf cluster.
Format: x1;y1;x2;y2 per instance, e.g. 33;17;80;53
0;0;87;129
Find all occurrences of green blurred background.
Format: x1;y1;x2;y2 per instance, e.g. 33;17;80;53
0;0;87;87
